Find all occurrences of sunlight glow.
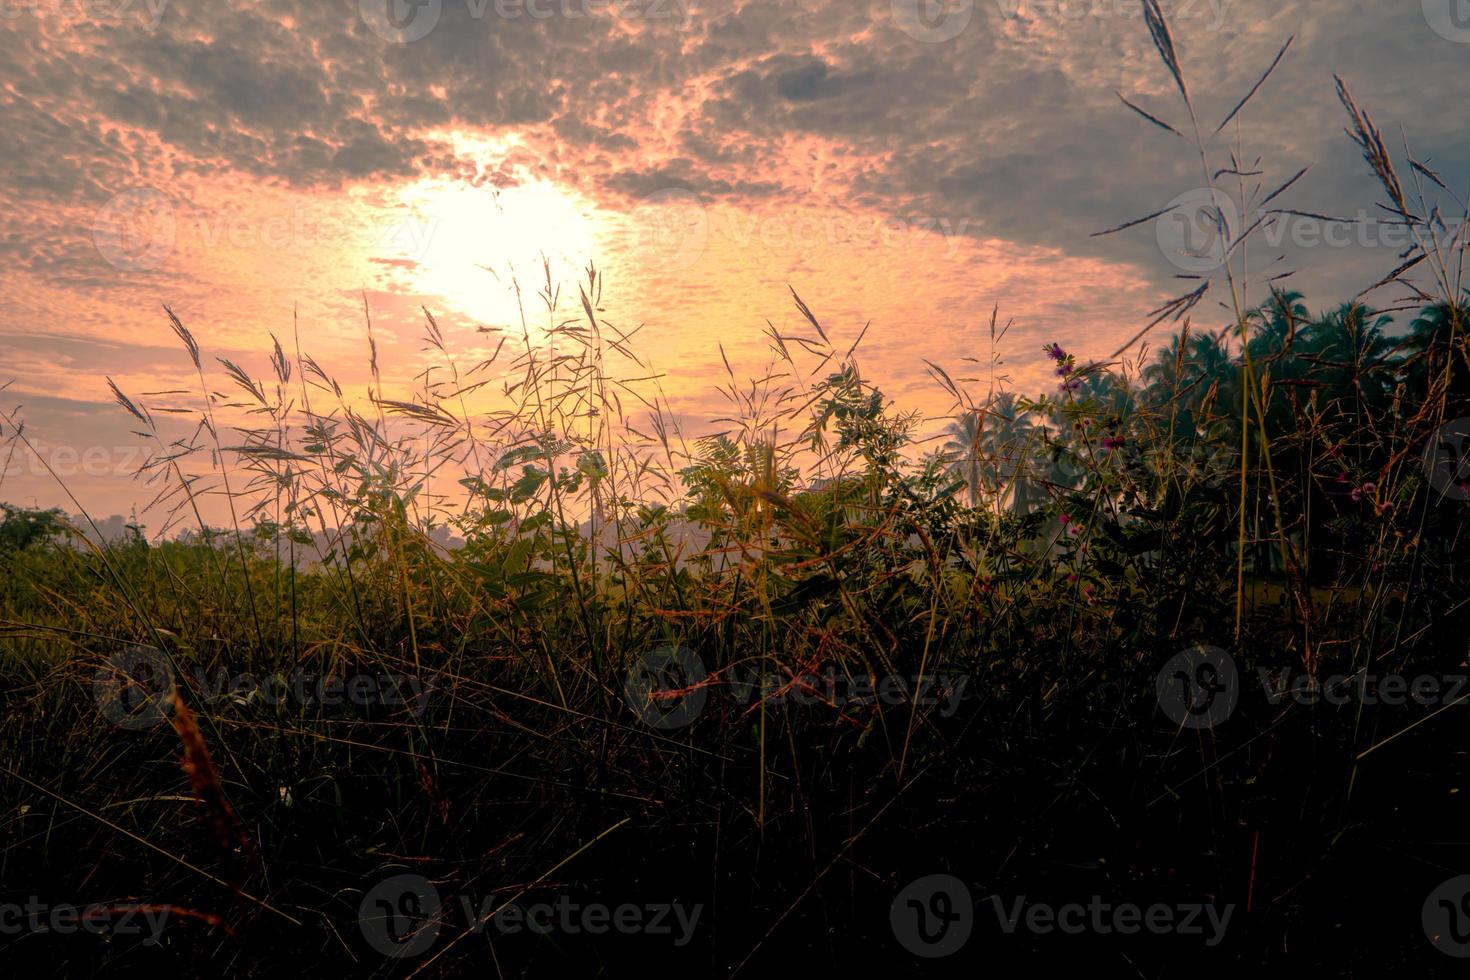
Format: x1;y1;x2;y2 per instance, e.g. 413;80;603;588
378;172;601;328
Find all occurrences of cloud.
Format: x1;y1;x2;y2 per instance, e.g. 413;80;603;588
0;0;1463;293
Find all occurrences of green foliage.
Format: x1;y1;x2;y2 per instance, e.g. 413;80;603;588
0;504;65;552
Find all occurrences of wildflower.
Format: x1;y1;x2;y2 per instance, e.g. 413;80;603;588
1103;436;1125;451
1045;342;1081;393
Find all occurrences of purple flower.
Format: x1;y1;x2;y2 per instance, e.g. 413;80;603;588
1103;436;1126;451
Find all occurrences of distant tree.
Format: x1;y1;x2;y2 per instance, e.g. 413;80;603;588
0;504;66;551
942;410;985;509
1141;329;1236;445
942;395;1039;512
1403;301;1470;409
984;394;1042;513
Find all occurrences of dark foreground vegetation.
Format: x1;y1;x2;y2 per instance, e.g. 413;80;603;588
3;5;1469;976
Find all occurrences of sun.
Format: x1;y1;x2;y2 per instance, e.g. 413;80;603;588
375;172;600;328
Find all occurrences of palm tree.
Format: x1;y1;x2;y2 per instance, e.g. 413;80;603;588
943;410;985;509
942;395;1038;512
1404;301;1470;407
1247;291;1307;354
1296;302;1398;429
984;394;1040;513
1074;371;1134;417
1142;329;1236;444
1243;291;1312;437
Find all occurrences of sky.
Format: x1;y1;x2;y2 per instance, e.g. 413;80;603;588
0;0;1466;523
